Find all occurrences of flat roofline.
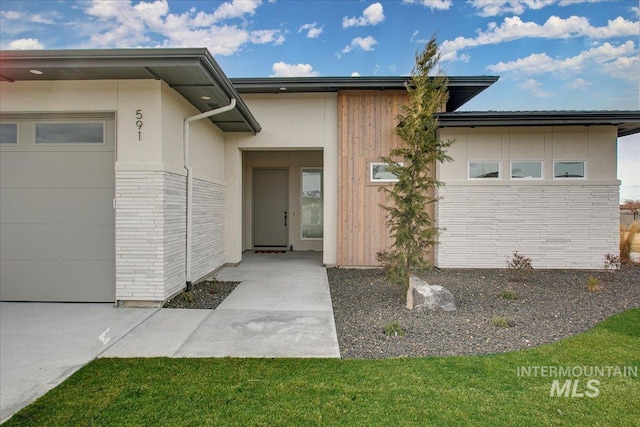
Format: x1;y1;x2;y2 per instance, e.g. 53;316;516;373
231;76;499;112
0;48;261;133
437;111;640;137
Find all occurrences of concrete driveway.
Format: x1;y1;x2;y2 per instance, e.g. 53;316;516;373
0;251;340;422
0;302;157;423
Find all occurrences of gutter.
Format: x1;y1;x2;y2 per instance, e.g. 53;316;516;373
184;98;237;291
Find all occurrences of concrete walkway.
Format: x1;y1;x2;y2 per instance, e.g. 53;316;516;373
103;251;341;358
1;251;340;422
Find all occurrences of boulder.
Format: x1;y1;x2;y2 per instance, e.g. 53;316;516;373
407;275;456;311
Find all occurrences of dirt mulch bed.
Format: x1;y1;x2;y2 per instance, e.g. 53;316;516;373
163;279;239;309
328;265;640;359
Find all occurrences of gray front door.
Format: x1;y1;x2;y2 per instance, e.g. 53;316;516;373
253;169;288;247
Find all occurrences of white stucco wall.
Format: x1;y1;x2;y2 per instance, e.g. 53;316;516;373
224;93;338;266
436;126;620;269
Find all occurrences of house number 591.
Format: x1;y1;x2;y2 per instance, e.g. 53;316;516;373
135;109;143;141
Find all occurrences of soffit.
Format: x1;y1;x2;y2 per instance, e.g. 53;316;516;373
0;49;261;133
437;111;640;137
231;76;500;112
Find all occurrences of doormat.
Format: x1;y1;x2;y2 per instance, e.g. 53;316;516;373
255;250;287;254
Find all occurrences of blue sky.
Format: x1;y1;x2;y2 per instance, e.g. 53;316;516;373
1;0;638;199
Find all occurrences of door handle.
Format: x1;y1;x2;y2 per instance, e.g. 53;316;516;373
284;211;287;227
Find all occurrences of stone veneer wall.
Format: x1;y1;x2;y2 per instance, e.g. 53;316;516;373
115;171;186;304
436;185;619;269
191;178;226;281
115;171;226;304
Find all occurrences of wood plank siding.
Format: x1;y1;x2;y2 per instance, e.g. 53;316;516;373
337;90;435;266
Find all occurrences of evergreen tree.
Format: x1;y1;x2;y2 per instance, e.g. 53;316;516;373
378;36;453;295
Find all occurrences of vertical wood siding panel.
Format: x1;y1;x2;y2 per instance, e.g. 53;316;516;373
337;90;435;266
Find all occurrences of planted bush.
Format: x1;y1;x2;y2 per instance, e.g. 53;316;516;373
506;251;533;282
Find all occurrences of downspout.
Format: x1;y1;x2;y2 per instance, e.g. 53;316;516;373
184;98;237;291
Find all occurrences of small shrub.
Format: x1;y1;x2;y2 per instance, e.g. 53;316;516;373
603;253;621;272
491;316;513;328
384;322;406;337
586;276;602;292
500;290;517;300
506;251;533;282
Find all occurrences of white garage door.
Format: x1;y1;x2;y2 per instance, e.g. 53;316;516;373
0;115;115;302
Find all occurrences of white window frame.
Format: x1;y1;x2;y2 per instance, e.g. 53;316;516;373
510;160;543;180
468;161;501;180
0;121;19;145
34;120;107;145
553;160;587;180
301;168;323;241
370;162;402;183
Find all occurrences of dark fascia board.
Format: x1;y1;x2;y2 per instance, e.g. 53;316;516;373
230;76;499;112
437;111;640;137
198;50;261;133
0;48;261;133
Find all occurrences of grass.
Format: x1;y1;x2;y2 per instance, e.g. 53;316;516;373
491;316;513;328
500;290;517;300
586;276;602;293
384;321;406;337
5;309;640;426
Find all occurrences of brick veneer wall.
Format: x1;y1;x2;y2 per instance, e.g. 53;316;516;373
436;184;619;269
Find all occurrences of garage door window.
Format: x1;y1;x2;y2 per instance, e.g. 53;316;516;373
0;123;18;144
35;122;105;144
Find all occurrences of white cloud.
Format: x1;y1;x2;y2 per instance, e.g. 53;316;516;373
82;0;284;55
250;29;285;45
440;15;639;62
30;14;56;25
8;38;44;49
468;0;606;17
1;9;59;27
468;0;554;17
271;61;319;77
351;72;361;77
601;55;640;81
211;0;261;22
342;36;378;53
0;11;23;20
565;78;591;90
488;41;636;74
518;78;550;97
299;22;323;38
342;2;384;28
402;0;451;10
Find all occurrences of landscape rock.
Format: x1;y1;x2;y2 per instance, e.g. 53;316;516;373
408;275;456;311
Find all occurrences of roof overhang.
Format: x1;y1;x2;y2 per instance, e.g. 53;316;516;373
437;111;640;137
231;76;499;112
0;48;261;133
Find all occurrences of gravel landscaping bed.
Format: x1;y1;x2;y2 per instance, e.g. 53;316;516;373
328;265;640;359
164;279;239;309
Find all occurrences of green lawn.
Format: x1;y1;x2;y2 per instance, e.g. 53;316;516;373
5;309;640;426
